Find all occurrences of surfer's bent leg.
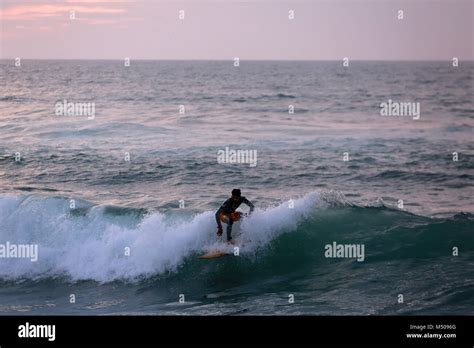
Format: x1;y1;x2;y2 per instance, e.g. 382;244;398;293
226;218;234;241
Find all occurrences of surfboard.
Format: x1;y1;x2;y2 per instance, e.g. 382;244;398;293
198;250;230;259
199;239;240;259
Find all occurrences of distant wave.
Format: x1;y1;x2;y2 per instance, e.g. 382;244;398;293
0;95;35;103
232;93;296;103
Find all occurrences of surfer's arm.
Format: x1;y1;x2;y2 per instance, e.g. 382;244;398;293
215;206;224;228
242;197;254;214
215;199;231;228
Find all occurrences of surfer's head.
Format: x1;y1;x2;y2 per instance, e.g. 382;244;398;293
231;189;241;201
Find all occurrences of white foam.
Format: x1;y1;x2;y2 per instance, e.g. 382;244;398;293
0;192;321;282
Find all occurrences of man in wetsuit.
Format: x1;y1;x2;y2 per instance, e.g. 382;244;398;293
215;189;254;242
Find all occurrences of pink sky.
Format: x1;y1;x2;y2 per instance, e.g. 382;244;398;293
1;0;472;60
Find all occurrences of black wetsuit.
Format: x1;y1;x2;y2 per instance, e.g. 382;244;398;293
215;197;254;241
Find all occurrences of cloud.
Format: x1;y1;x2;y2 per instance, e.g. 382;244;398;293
75;17;119;25
0;4;126;21
65;0;130;2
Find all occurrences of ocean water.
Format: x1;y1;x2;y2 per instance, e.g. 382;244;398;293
0;60;473;315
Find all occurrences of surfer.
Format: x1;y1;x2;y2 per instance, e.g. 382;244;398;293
215;189;254;242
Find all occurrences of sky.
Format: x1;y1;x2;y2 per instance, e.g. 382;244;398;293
0;0;473;60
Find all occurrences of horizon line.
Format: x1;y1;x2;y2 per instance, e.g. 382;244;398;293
2;58;473;62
